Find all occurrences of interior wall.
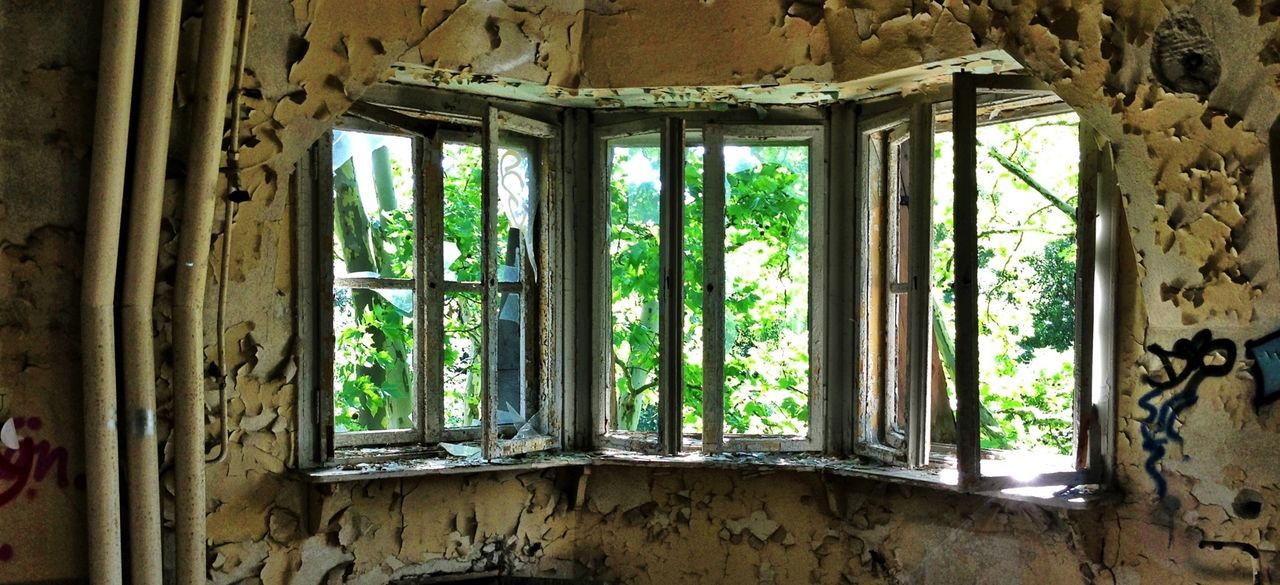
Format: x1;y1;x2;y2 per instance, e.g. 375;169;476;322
3;0;1280;583
0;0;100;580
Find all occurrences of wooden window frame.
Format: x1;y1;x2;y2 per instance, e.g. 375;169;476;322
854;74;1118;490
298;94;565;465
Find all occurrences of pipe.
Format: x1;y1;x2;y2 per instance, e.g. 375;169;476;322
81;0;140;583
120;0;184;582
210;0;254;465
174;0;239;581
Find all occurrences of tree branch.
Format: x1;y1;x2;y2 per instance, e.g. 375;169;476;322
981;141;1077;223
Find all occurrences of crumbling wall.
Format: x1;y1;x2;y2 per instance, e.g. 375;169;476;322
0;0;100;581
5;0;1280;582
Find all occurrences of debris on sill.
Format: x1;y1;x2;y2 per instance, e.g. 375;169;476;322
300;450;593;483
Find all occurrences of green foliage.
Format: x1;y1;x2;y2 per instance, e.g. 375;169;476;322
931;113;1081;455
608;141;811;436
1018;237;1077;361
331;134;486;433
609;146;662;432
441;144;484;427
332;135;416;433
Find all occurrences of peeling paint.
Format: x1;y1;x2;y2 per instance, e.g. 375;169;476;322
8;0;1280;583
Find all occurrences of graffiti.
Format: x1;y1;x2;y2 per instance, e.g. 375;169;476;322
1245;329;1280;409
0;417;86;508
1138;329;1236;498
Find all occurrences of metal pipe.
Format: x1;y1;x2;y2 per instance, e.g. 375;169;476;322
81;0;140;583
210;0;254;465
120;0;184;582
174;0;239;581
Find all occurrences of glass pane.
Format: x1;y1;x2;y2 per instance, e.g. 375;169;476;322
443;291;482;429
494;133;538;427
608;139;661;432
332;286;415;432
443;142;483;282
722;143;810;436
493;290;527;424
331;130;415;280
683;145;704;435
495;143;535;282
932;109;1080;457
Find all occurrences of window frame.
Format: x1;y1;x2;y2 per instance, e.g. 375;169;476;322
298;91;566;464
295;74;1117;495
590;110;830;455
852;74;1119;490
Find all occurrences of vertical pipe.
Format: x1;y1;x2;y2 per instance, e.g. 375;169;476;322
120;0;183;582
174;0;239;581
81;0;140;583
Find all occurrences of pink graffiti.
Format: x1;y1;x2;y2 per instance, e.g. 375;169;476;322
0;417;86;508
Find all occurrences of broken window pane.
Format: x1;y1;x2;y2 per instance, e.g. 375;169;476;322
608;140;661;433
443;291;482;429
932;108;1081;459
492;134;538;429
493;290;527;425
443;142;483;283
331;130;416;280
722;143;810;436
332;286;416;433
496;144;537;280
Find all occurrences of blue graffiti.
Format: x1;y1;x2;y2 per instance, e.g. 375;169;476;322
1245;329;1280;408
1138;329;1235;498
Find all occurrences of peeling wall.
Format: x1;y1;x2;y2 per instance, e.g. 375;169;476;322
6;0;1280;583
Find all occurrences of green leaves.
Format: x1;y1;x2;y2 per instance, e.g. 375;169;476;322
931;113;1081;455
607;140;812;436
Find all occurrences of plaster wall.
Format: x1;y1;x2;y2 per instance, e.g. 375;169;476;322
2;0;1280;583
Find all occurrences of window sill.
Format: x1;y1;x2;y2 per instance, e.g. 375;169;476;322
295;449;1115;510
298;451;593;484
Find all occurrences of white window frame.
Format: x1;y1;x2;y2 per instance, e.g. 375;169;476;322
591;113;829;455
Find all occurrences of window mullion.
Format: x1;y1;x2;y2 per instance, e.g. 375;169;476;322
952;73;981;486
658;117;686;455
423;132;445;443
1074;123;1099;472
316;132;336;460
905;102;934;469
702;126;726;453
481;107;499;459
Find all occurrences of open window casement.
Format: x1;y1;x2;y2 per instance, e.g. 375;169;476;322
593;117;686;455
858;74;1117;491
856;101;935;468
700;124;826;453
481;106;562;459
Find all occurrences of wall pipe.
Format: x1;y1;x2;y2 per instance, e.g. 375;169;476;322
174;0;239;581
119;0;184;582
80;0;140;583
210;0;254;465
